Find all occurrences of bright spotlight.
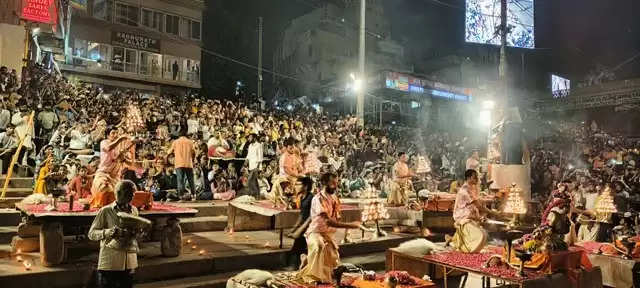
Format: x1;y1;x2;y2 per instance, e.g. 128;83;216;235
353;79;362;91
479;110;492;127
349;73;356;81
482;100;495;110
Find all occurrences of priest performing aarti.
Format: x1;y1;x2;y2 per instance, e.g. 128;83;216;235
448;169;500;253
90;129;137;208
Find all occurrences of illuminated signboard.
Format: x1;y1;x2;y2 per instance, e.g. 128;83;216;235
21;0;57;24
385;71;471;102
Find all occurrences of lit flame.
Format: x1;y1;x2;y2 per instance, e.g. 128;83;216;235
16;255;23;262
199;250;206;255
23;260;32;271
186;239;192;244
191;245;197;250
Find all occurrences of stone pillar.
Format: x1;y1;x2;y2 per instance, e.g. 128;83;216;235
40;222;64;266
161;217;182;257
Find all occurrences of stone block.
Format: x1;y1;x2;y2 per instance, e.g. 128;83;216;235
17;223;41;238
11;235;39;252
40;222;65;266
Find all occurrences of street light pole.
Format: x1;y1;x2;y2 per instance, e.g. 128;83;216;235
257;17;263;101
356;0;366;125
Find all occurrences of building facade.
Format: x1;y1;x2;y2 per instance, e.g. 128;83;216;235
37;0;204;92
272;0;408;100
0;0;27;76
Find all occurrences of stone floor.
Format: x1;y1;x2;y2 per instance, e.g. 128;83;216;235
0;229;416;288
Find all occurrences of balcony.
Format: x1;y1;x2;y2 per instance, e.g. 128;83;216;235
60;60;201;89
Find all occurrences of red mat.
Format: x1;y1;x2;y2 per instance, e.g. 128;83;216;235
18;202;195;215
423;247;545;282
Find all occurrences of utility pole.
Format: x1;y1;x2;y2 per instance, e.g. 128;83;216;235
257;17;263;101
356;0;366;125
498;0;508;105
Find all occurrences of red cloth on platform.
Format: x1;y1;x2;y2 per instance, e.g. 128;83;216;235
19;202;193;215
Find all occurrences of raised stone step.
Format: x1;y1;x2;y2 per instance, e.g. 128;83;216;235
0;197;23;209
172;201;229;217
179;216;228;233
0;226;18;244
0;177;33;188
136;252;387;288
2;188;33;198
136;272;237;288
0;208;21;226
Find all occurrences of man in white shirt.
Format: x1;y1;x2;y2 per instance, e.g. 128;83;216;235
245;133;263;197
11;106;34;165
0;126;18;174
37;107;58;138
0;102;11;131
88;180;139;288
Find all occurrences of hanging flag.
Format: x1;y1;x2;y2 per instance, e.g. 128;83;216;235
70;0;87;11
21;0;57;24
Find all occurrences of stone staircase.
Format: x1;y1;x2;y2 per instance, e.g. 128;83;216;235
0;177;33;246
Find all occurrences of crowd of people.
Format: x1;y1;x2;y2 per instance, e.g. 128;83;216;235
2;63;480;208
529;119;640;242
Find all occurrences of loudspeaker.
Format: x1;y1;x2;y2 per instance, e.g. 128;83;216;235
502;122;523;164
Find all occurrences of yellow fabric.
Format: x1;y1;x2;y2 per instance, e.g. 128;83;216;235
33;158;52;194
387;181;411;206
449;181;459;194
451;220;488;253
296;232;340;284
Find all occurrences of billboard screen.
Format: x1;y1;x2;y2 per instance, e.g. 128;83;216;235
551;74;570;98
465;0;535;49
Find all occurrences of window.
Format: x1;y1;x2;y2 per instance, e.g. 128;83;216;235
165;14;180;35
124;49;138;73
154;11;165;31
141;9;164;31
141;9;153;28
180;18;201;40
190;20;201;40
115;2;139;26
140;52;162;77
87;42;110;70
93;0;113;22
112;47;125;71
163;56;181;80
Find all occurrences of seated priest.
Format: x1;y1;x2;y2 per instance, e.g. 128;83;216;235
448;169;498;253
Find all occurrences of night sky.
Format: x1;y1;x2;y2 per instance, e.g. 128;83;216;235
201;0;640;97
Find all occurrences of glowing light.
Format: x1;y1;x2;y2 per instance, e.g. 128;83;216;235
191;245;197;250
23;260;32;271
199;250;206;256
350;73;356;80
16;255;23;262
479;110;492;127
482;100;496;110
353;79;362;92
286;104;293;111
186;239;192;244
